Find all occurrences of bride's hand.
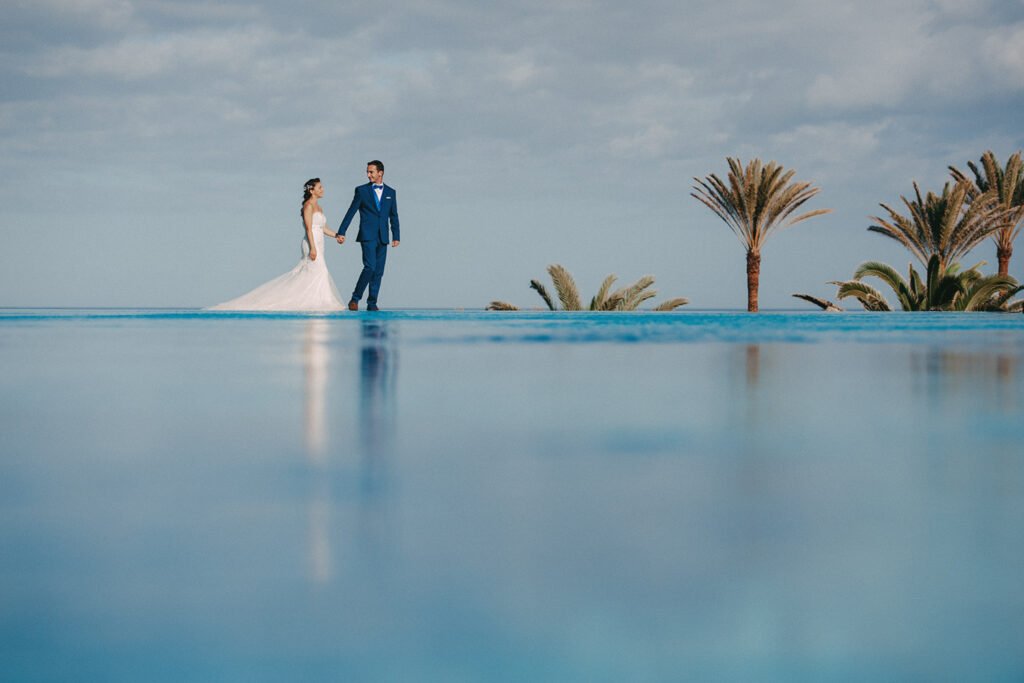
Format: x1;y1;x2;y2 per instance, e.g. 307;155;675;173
309;248;318;261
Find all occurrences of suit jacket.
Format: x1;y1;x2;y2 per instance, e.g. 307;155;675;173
338;183;400;244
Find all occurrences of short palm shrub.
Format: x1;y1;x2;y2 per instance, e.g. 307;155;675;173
832;256;1023;311
487;264;689;311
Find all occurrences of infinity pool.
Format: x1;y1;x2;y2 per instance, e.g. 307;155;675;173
2;310;1023;681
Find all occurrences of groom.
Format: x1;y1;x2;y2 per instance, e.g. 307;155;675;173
335;160;400;311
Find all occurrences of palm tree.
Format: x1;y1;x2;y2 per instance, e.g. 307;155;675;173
832;256;1023;311
949;150;1024;276
487;264;689;311
692;158;831;312
868;180;1007;270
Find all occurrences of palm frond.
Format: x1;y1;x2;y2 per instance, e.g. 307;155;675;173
547;264;582;311
590;274;618;311
603;293;626;311
854;260;908;287
605;284;632;311
629;290;658;310
853;260;918;310
486;301;520;311
792;293;843;311
623;275;656;310
653;297;689;311
832;279;893;311
956;275;1023;311
991;279;1024;308
530;279;556;311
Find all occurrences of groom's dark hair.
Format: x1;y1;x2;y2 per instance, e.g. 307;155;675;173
368;160;384;172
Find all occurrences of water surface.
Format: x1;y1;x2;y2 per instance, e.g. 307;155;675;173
2;310;1023;681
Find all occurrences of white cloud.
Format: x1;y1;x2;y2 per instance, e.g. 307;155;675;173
27;25;281;80
805;5;1024;109
18;0;137;30
765;121;889;180
983;23;1024;86
489;51;548;88
608;121;677;156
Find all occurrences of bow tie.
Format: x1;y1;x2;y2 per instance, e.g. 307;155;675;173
372;184;383;189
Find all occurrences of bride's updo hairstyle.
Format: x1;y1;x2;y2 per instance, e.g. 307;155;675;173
301;178;321;214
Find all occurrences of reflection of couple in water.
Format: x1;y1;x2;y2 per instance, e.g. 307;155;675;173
210;161;401;312
301;318;396;583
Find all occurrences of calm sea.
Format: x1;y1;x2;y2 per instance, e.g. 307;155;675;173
2;309;1023;681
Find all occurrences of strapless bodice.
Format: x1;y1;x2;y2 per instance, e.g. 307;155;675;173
302;211;329;262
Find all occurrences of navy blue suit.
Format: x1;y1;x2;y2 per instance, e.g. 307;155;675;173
338;182;400;307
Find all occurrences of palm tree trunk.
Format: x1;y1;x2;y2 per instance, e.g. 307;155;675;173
997;244;1012;277
746;249;760;312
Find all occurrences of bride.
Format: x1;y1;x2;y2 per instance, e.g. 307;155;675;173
209;178;347;311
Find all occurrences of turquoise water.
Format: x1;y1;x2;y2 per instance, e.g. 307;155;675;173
2;309;1023;681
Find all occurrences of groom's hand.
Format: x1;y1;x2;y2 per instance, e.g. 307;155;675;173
392;240;400;247
335;234;345;244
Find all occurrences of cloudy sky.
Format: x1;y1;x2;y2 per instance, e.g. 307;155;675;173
2;0;1023;309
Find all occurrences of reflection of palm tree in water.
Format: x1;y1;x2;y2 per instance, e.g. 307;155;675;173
740;343;762;436
303;319;331;583
745;344;760;388
916;348;1018;411
359;319;397;495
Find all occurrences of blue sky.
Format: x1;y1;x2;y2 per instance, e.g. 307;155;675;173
2;0;1023;309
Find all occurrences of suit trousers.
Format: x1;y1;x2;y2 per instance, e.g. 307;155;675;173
353;240;389;305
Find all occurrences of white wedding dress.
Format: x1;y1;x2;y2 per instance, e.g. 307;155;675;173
209;212;345;311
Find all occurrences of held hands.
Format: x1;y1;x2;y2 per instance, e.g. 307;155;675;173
323;234;391;246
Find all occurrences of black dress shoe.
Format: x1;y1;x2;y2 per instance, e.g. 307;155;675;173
348;300;358;311
367;304;380;311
